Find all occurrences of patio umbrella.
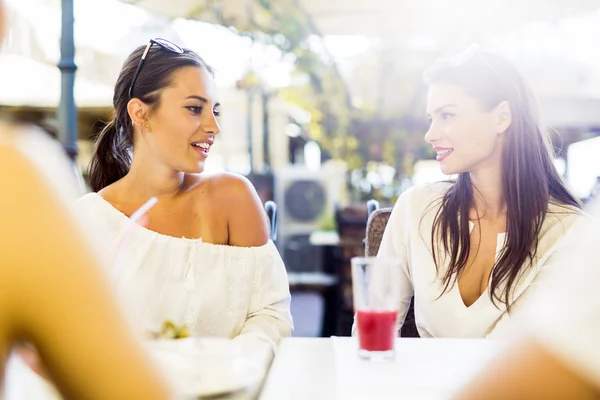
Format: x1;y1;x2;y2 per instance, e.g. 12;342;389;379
119;0;600;38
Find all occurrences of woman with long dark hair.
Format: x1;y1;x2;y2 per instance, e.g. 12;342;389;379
78;39;292;350
376;46;582;338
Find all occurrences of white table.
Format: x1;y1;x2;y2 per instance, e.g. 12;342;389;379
259;337;505;400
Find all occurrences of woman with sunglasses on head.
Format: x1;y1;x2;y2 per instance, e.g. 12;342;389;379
371;46;583;339
78;40;292;352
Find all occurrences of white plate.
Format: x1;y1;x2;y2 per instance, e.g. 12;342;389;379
146;338;265;398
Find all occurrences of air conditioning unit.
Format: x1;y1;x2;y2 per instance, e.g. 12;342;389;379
274;164;346;272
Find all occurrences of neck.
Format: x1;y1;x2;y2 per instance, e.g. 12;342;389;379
123;152;186;199
469;165;506;220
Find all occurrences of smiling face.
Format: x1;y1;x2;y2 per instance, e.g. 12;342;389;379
136;66;221;173
424;83;510;176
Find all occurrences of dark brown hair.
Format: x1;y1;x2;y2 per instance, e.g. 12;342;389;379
423;49;581;308
88;44;214;192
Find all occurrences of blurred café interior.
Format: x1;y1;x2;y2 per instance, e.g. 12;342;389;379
3;0;600;398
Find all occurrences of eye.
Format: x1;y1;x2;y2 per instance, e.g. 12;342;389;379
213;109;221;117
441;113;454;120
186;106;202;115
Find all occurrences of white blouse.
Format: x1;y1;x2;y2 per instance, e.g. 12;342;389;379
76;193;293;352
378;182;581;338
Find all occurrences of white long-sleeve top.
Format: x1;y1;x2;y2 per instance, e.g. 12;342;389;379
378;182;581;338
76;193;293;352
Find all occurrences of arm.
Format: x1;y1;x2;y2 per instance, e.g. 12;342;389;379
219;174;293;352
376;191;415;330
1;146;171;400
454;338;600;400
486;275;541;338
236;245;293;354
486;290;535;338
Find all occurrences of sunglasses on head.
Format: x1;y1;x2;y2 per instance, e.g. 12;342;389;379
452;44;524;104
452;44;501;76
128;38;184;99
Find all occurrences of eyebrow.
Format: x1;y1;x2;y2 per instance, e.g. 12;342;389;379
426;103;458;117
185;95;221;107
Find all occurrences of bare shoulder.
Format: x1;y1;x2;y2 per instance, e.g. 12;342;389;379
198;172;268;246
208;171;254;189
202;172;258;204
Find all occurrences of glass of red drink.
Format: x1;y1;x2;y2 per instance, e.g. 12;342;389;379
351;257;401;360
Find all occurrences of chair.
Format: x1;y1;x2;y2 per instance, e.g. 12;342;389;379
264;200;277;242
334;203;370;335
365;205;420;338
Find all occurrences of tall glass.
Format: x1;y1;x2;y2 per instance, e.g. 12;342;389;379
351;257;401;360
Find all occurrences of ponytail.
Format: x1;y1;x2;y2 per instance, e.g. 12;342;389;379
88;118;132;192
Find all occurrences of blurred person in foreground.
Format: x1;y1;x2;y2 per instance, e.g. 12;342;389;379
0;121;172;399
454;201;600;399
371;45;583;338
0;1;171;398
78;39;292;351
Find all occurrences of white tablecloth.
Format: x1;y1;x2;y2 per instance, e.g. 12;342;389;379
260;337;505;400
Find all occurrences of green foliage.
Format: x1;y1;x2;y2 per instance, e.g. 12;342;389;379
210;0;435;200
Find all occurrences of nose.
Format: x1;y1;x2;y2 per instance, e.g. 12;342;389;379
202;113;221;136
424;121;440;144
